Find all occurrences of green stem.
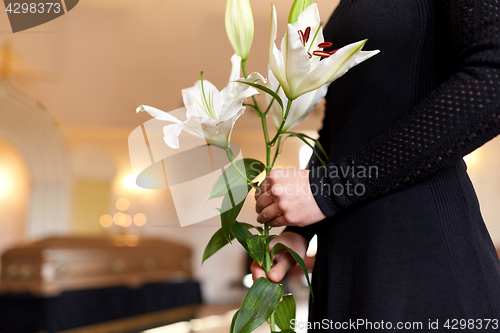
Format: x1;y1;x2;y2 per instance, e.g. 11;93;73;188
264;239;275;331
225;148;257;188
240;58;272;175
242;58;284;333
241;60;248;78
261;117;272;175
271;136;283;170
264;240;271;275
241;60;263;117
266;235;275;331
270;99;293;146
263;85;281;116
241;61;275;317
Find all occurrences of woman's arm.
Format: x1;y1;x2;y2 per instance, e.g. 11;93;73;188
256;0;500;226
283;108;331;241
310;0;500;217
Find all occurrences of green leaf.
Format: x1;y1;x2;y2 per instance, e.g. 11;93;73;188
283;131;328;167
231;277;283;333
239;222;262;233
202;222;256;264
230;310;238;333
237;80;284;112
231;221;253;251
208;158;265;200
279;330;296;333
202;228;235;264
246;235;267;265
275;294;296;331
296;132;328;159
239;222;263;234
293;132;328;160
221;184;251;242
271;243;314;300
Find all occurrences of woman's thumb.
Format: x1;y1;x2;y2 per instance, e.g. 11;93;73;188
268;253;293;283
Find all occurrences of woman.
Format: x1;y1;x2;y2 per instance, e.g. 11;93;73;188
252;0;500;330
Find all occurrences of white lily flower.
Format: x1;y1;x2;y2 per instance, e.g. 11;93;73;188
137;54;263;149
225;0;254;61
269;3;380;100
266;67;329;131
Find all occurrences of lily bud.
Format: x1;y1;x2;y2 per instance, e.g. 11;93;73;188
225;0;254;61
288;0;311;24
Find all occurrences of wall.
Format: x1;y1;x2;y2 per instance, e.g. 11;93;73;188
0;138;29;256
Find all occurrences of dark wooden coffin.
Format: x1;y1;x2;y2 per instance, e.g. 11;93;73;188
0;235;193;296
0;236;202;333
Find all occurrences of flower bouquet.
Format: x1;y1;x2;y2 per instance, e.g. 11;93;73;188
137;0;378;332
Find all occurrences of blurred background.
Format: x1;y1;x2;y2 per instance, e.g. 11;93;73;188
0;0;499;332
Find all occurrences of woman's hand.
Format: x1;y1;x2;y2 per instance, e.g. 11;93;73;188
251;231;308;283
255;169;326;227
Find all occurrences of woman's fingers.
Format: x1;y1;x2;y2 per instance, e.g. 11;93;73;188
264;214;288;228
249;232;309;283
250;254;293;283
255;190;273;214
250;260;267;281
256;203;282;224
254;169;327;228
268;253;294;283
255;177;271;200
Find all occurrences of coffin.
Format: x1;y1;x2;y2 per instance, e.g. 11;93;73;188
0;236;203;333
0;235;193;296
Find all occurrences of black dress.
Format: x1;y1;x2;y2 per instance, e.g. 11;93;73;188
286;0;500;331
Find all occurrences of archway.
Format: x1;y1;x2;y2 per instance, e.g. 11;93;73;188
0;81;72;238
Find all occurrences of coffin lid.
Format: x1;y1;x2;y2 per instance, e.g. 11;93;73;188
1;236;191;259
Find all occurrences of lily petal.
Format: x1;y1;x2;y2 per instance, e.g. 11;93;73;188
216;112;244;147
222;54;242;99
219;85;258;122
284;23;313;98
267;67;328;130
182;80;223;119
243;71;266;84
285;83;329;129
293;3;320;31
163;122;185;149
137;105;182;123
182;116;208;140
268;4;379;101
328;48;380;83
220;70;262;122
294;39;376;98
293;3;324;50
269;5;289;94
140;53;259;150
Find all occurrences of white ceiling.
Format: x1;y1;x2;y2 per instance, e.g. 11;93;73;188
0;0;339;128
